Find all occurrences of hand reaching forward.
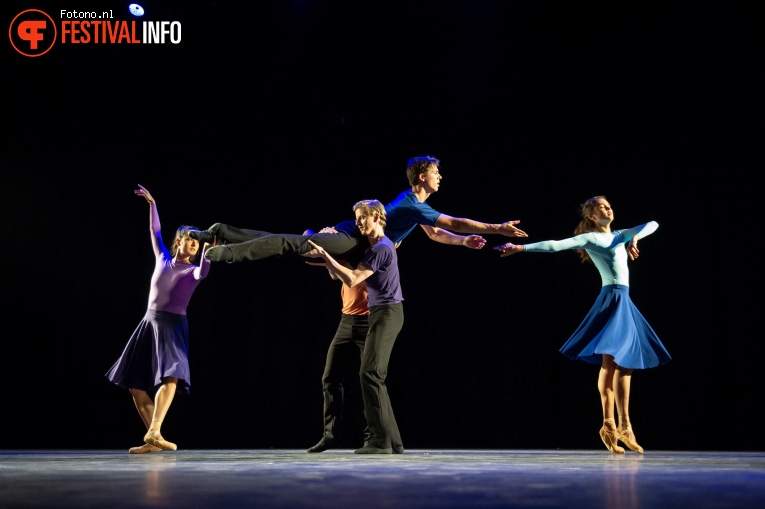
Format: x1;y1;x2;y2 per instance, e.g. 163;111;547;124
464;235;486;249
498;220;528;238
493;242;525;257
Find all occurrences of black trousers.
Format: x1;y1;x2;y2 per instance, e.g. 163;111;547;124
215;220;369;265
320;313;369;441
360;302;404;449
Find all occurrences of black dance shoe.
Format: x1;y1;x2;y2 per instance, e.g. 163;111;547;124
204;245;233;263
354;445;392;454
306;436;337;453
188;223;221;244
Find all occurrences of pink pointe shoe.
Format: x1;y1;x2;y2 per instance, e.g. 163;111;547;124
143;430;178;451
617;427;644;454
128;443;162;454
599;419;625;454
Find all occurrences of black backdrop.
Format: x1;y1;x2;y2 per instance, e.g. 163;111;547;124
2;0;759;451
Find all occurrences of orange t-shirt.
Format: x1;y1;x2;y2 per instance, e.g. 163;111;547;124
341;281;369;316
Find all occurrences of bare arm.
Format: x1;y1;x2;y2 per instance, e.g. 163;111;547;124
435;213;528;238
304;258;355;280
302;239;373;287
420;225;486;249
303;226;343;277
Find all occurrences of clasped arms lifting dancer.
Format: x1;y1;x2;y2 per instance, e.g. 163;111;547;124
186;155;529;453
494;196;670;454
188;155;529;266
303;200;404;454
105;185;216;454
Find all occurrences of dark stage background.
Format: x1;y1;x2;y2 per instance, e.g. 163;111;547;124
3;1;760;451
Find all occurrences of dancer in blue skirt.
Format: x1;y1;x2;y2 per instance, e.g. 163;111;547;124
494;195;670;454
106;185;215;453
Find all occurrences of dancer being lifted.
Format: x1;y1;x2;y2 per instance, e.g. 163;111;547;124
190;155;528;265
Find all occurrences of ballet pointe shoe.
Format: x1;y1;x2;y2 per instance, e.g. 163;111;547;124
144;430;178;451
129;443;162;454
599;419;625;454
617;426;644;454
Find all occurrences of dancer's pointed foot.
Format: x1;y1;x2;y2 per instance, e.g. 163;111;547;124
144;430;177;451
129;443;162;454
617;427;644;453
599;419;625;454
188;223;221;244
204;245;234;263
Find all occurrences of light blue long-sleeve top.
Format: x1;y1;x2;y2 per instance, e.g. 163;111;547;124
522;221;659;287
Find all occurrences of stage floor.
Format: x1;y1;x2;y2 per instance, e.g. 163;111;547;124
1;449;763;508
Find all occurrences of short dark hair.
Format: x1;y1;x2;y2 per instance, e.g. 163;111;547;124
406;155;440;186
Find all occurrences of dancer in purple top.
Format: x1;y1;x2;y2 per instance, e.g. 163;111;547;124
494;196;670;454
303;199;404;454
106;185;215;454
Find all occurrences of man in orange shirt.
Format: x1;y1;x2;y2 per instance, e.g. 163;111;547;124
302;228;402;454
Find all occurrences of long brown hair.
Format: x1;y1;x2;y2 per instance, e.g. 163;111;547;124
573;196;606;264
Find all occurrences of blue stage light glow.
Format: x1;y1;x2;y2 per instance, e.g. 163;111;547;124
129;4;145;17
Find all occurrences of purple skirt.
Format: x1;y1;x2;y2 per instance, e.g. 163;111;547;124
559;284;671;369
105;309;191;394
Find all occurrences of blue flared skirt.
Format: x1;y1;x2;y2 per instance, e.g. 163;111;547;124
105;309;192;394
559;284;671;369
